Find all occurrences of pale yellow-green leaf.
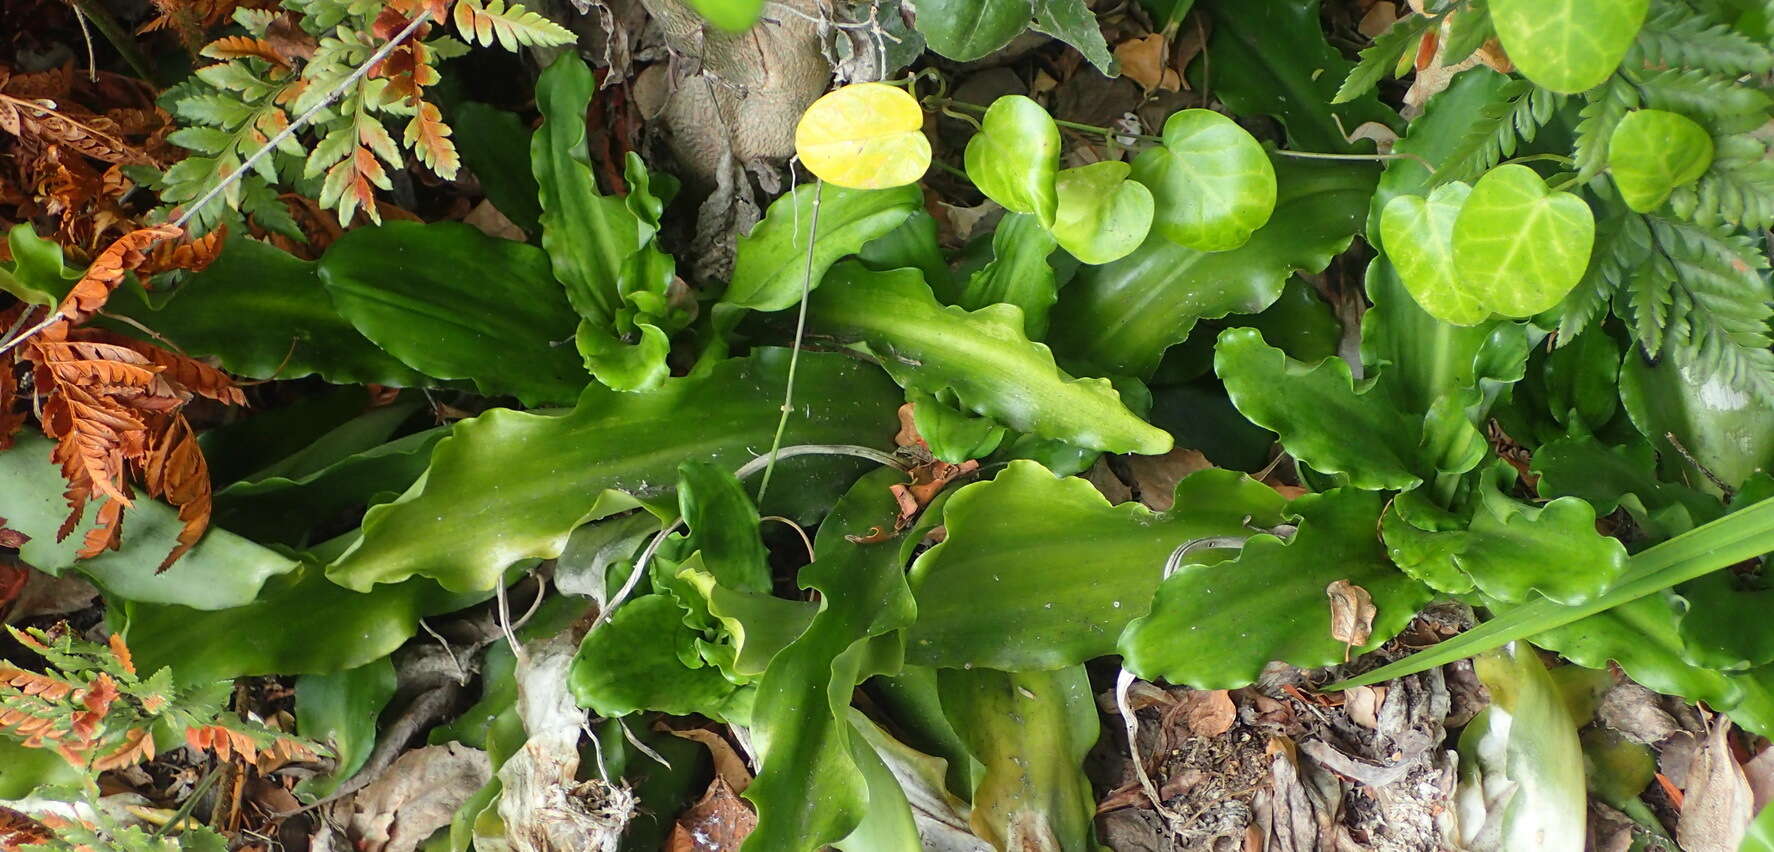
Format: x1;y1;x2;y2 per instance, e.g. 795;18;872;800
795;83;932;190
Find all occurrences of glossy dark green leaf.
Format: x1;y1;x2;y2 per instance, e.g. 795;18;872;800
677;461;773;594
810;263;1171;455
318;221;586;406
1214;327;1423;490
724;182;923;312
1;223;77;306
326;351;901;592
568;594;745;718
1132;109;1276;251
1049;161;1154;264
534;54;638;327
1489;0;1647;93
910;390;1007;463
1119;488;1430;688
1048;156;1376;376
1194;0;1399;152
963;96;1061;225
914;0;1033;61
119;563;485;685
860;210;953;297
103;236;427;386
0;434;299;609
907;461;1289;670
295;657;398;799
937;667;1098;851
1532;435;1720;539
1673;572;1774;670
745;469;915;851
1620;344;1774;490
450;101;542;236
953;213;1058;338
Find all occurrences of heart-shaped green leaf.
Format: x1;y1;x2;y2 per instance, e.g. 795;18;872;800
1381;183;1490;325
1048;161;1154;264
1451;164;1596;317
963;95;1061;225
1489;0;1647;93
1609;109;1715;213
1132;109;1276;251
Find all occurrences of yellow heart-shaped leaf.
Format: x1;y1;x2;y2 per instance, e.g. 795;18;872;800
795;83;932;190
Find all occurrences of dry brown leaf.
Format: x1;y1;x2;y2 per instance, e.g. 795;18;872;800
201;35;291;67
1114;35;1181;92
1357;1;1399;37
338;744;493;852
1680;718;1754;852
1344;685;1383;729
1325;580;1376;655
1179;689;1236;737
665;727;754;794
0;804;53;850
462;200;526;241
54;225;182;327
1123;448;1212;511
0;95;155;166
666;778;755;852
893;402;923;448
890;459;979;529
0;358;23;451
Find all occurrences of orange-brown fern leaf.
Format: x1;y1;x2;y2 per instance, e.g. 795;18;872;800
200;35;291;67
91;725;154;771
136;415;211;570
106;634;135;676
53;225;182;329
80;332;243;406
0;94;155;166
137;226;225;278
0;359;22;452
40;383;143;517
77;496;126;559
0;804;53;851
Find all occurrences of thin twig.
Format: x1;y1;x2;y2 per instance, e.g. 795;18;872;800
0;313;66;359
761;515;816;562
1666;431;1732;495
756;180;826;503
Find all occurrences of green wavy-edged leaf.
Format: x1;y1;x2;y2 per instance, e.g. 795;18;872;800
953;212;1058;338
1381;183;1490;325
294;657;398;799
1133;109;1277;251
1673;572;1774;671
906;460;1289;670
325;351;901;592
937;666;1098;851
568;594;746;718
0;433;299;610
744;469;915;852
103;236;427;386
963;95;1061;224
1048;156;1376;376
1049;161;1153;264
810;262;1170;455
1609;109;1714;213
1451;164;1597;318
915;0;1035;62
723;182;923;312
1;223;77;306
118;563;485;685
318;221;587;406
1119;488;1429;689
534;54;636;323
1214;327;1423;490
1489;0;1647;93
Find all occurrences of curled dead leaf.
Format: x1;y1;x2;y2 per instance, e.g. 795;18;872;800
1326;580;1376;657
667;777;755;852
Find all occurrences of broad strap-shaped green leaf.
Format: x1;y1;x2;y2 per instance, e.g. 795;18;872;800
1381;183;1490;325
1609;109;1714;212
118;563;486;685
914;0;1035;61
294;657;398;798
744;470;917;852
325;351;902;592
1620;341;1774;490
723;182;923;312
953;212;1058;338
1214;327;1424;490
907;461;1289;670
1489;0;1648;93
809;263;1171;455
1132;108;1276;251
1048;156;1376;376
1450;164;1597;318
318;221;587;406
677;461;774;594
534;54;633;326
937;667;1098;851
1118;488;1430;689
104;235;427;387
0;433;299;610
963;96;1061;225
569;594;746;718
1048;161;1153;264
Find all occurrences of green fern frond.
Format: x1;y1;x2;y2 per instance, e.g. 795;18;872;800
1431;79;1562;186
1559;207;1652;341
1633;67;1774;135
1630;0;1774;75
1333;12;1435;104
1624;216;1774;401
1574;75;1638;181
1668;135;1774;230
1439;0;1494;67
452;0;576;51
